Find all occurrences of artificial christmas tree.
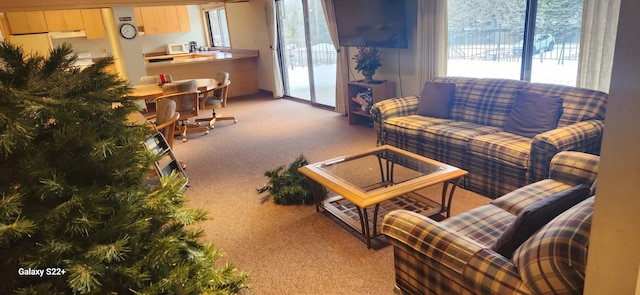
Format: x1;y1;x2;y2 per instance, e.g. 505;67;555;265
0;42;248;294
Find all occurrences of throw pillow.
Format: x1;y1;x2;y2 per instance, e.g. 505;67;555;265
416;81;456;118
503;90;564;138
491;184;591;258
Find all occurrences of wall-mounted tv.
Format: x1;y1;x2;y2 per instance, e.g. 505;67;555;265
333;0;408;48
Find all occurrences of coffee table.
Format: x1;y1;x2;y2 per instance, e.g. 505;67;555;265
298;145;468;248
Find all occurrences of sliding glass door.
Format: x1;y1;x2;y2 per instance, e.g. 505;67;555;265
276;0;336;108
447;0;583;86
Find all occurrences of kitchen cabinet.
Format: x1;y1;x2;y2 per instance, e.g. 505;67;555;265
80;9;106;39
43;10;84;31
135;5;191;35
175;6;191;32
5;9;105;39
152;7;171;34
6;11;48;34
137;7;158;35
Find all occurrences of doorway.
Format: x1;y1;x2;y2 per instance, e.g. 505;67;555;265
276;0;336;108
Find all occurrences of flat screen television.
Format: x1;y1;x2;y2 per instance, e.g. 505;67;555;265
333;0;408;48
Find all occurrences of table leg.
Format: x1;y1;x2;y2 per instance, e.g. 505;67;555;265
306;177;326;213
441;178;461;218
358;207;373;249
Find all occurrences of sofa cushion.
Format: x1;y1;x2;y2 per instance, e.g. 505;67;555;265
441;204;515;247
467;132;532;168
525;83;607;127
420;121;502;169
417;81;456;118
457;78;529;128
431;76;479;121
514;196;594;294
504;90;563;138
491;184;591;258
382;115;454;154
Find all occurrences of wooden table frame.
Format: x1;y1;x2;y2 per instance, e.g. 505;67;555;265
298;145;468;249
131;78;219;109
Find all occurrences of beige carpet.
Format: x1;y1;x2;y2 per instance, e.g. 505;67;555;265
168;93;491;294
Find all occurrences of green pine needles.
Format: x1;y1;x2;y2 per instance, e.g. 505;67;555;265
0;42;249;294
257;155;325;205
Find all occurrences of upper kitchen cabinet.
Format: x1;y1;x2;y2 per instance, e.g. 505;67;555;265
43;10;84;31
4;9;106;39
6;11;48;34
135;6;191;35
167;5;191;32
80;9;106;39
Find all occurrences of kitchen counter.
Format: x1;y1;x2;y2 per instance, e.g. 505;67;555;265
144;49;258;68
144;49;259;97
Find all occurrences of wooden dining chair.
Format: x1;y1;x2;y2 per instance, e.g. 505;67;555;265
144;99;188;170
147;99;180;148
196;72;236;128
156;79;209;142
135;75;164;112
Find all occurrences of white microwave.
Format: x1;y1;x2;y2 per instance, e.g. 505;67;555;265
166;43;189;55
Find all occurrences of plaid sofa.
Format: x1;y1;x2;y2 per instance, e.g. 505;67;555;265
370;77;607;198
381;151;599;295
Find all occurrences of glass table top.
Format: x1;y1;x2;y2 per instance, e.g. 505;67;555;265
315;147;446;193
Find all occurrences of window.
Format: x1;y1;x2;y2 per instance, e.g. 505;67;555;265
205;7;230;47
447;0;583;86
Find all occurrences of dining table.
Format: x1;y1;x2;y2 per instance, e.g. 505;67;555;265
131;78;219;100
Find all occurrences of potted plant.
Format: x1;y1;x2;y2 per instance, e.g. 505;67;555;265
257;155;326;205
353;44;382;83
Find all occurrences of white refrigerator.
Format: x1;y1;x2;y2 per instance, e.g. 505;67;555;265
9;33;53;57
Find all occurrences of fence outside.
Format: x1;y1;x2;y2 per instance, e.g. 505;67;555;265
448;27;581;64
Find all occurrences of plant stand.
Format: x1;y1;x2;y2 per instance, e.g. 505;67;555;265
347;80;396;126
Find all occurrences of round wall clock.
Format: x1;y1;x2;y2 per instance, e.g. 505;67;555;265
120;23;138;39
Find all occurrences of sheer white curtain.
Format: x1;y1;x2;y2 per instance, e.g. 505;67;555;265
577;0;621;93
264;0;285;98
321;0;348;114
416;0;448;92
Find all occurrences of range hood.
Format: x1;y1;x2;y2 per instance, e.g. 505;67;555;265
49;30;87;39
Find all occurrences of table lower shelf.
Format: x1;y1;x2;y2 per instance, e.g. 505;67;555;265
320;192;444;246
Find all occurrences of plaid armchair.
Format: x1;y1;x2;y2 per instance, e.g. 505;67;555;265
381;151;599;295
370;77;607;198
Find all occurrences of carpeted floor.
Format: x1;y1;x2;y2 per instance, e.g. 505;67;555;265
168;93;491;294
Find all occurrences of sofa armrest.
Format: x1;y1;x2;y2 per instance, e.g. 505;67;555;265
548;151;599;187
370;96;420;145
528;120;604;183
382;210;528;294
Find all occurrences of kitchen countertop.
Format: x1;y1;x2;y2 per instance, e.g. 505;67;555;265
144;49;259;69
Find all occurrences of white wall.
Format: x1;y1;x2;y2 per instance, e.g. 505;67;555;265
231;0;420;97
348;0;420;98
225;0;272;93
584;0;640;293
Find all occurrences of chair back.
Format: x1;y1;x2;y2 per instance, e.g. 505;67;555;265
156;98;176;125
162;79;198;94
154;99;180;148
157;91;199;119
216;71;230;84
140;75;161;85
201;78;231;109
